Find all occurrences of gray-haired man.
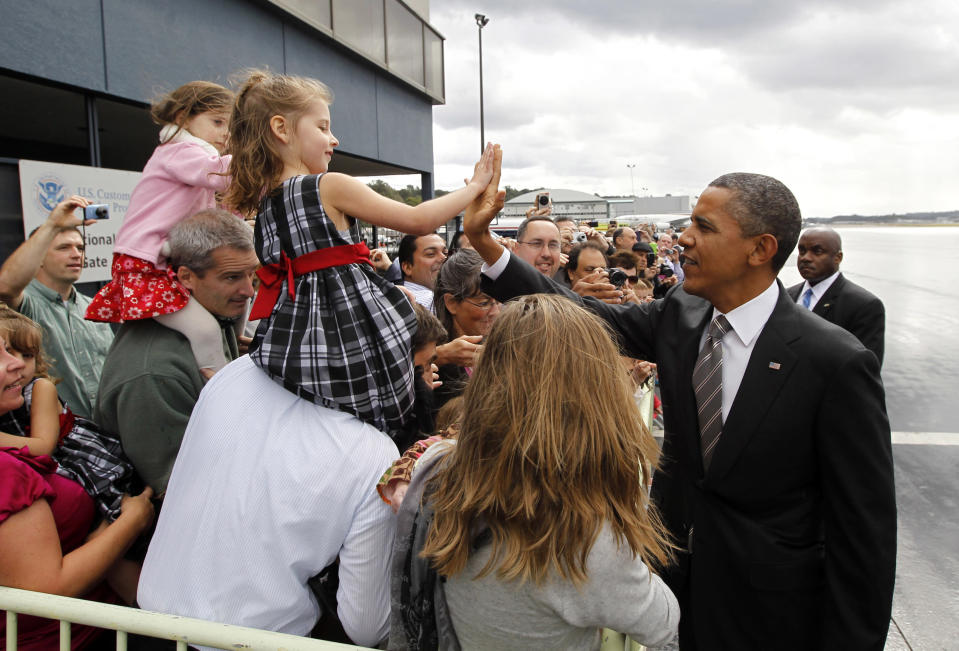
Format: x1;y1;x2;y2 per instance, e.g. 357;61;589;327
94;209;257;495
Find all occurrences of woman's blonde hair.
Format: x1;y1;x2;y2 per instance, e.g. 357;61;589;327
422;294;673;585
151;80;234;142
223;69;334;216
0;304;53;380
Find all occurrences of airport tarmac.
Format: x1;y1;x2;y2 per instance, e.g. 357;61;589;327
884;433;959;650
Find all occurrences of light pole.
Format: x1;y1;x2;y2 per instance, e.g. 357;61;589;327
475;13;489;154
626;163;636;196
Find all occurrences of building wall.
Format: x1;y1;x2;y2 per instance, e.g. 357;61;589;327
0;0;434;173
0;0;438;260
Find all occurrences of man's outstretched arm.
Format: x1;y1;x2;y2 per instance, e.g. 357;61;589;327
462;145;506;267
0;195;93;308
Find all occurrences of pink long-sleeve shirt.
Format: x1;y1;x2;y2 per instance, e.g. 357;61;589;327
113;142;231;266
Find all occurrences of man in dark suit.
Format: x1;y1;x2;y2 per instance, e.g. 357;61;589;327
464;151;896;650
787;227;885;366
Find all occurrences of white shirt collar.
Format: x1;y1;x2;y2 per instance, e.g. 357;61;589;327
158;123;220;156
799;270;841;302
713;280;779;348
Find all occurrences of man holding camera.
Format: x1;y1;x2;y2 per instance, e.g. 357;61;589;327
0;195;114;420
658;234;685;283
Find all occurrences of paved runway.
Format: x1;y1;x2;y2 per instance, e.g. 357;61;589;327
884;436;959;650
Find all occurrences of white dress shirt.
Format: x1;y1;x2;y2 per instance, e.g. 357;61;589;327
139;355;398;648
700;280;780;422
795;270;840;310
403;280;434;312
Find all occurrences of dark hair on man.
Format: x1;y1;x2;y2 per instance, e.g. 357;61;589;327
516;216;558;242
611;228;625;246
608;251;640;271
411;302;448;353
397;234;420;268
567;241;608;272
708;172;801;271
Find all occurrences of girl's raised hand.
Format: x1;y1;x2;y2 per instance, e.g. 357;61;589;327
467;142;496;192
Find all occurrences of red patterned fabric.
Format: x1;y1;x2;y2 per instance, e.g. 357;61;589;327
85;253;190;322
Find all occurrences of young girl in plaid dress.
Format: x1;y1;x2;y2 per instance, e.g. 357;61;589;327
0;306;135;522
224;70;497;437
86;81;237;377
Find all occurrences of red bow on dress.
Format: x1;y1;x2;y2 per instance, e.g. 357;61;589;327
249;243;372;320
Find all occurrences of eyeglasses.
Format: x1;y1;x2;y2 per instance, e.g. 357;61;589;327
462;296;500;311
516;239;562;252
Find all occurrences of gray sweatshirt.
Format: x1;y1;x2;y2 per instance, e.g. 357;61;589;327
444;524;679;650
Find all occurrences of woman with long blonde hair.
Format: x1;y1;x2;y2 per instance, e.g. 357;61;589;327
391;294;678;650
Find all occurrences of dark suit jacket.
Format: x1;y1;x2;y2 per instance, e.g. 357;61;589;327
788;273;885;366
483;254;896;651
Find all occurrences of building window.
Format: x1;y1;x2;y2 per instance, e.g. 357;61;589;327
0;74;88;166
332;0;385;63
272;0;331;31
270;0;444;103
424;26;444;96
97;98;156;172
385;0;424;85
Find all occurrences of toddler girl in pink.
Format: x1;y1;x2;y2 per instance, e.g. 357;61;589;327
86;81;236;375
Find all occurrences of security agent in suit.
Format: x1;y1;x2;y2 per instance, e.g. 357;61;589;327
787;227;885;366
463;152;896;650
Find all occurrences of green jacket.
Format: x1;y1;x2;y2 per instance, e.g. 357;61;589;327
94;318;238;494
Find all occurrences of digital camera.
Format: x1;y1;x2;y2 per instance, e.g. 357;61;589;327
608;268;628;288
84;204;110;220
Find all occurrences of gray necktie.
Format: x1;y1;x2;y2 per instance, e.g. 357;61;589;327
693;314;731;471
801;287;814;309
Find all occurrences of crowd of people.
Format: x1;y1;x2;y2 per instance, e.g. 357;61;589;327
0;70;894;651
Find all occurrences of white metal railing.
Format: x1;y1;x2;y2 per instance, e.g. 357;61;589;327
0;587;370;650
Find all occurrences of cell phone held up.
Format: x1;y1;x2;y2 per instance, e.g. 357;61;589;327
83;204;110;220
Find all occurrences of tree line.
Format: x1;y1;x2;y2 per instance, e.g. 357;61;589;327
367;180;537;205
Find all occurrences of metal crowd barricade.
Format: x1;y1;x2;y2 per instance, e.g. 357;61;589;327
0;586;369;651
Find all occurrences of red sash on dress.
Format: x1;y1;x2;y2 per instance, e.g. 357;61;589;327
249;243;372;320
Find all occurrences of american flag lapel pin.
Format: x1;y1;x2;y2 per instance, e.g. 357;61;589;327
768;362;781;370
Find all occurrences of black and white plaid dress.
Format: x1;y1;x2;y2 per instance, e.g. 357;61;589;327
0;379;135;521
250;174;416;437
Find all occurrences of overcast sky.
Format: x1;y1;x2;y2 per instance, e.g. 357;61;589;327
374;0;958;218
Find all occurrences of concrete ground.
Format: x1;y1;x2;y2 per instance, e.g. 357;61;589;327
885;434;959;650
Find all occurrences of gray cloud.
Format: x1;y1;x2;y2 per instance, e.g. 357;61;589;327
439;1;893;41
419;0;959;215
